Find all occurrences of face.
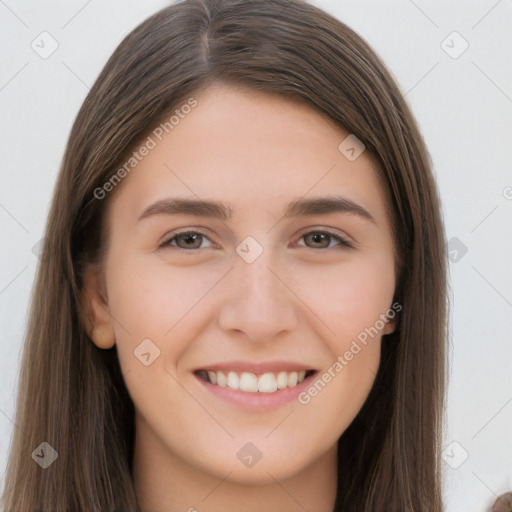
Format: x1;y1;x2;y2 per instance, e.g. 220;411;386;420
84;83;397;485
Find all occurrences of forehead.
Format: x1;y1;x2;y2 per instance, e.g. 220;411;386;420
106;83;390;227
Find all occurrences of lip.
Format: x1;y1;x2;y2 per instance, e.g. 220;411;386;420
193;364;318;411
195;360;315;373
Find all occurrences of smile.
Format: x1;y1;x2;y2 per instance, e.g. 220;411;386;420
196;369;315;393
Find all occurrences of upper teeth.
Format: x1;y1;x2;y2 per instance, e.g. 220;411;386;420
204;370;307;393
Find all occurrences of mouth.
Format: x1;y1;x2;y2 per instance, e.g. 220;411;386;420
194;369;316;393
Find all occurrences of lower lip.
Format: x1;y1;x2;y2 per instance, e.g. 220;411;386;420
194;373;317;411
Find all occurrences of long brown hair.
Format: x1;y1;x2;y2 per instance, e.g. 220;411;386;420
2;0;448;510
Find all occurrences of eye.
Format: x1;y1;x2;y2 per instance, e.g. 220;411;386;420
159;229;353;251
159;231;214;251
298;230;353;249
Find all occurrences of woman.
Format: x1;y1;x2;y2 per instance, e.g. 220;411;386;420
2;0;448;510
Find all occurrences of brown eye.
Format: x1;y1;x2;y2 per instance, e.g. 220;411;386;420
301;231;352;249
160;231;213;250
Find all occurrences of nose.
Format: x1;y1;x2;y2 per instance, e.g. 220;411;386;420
217;250;298;343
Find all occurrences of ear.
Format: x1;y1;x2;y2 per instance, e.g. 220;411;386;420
382;300;400;336
80;264;116;349
382;317;396;335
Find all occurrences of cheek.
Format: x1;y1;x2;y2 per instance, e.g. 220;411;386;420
292;255;392;438
104;252;222;368
296;339;381;449
294;250;396;349
102;255;213;425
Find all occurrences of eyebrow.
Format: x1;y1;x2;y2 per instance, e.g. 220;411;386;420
137;195;376;224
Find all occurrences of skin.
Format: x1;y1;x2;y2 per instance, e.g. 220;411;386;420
83;82;397;512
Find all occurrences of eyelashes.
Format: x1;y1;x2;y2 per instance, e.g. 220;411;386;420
160;231;215;251
300;231;353;249
159;229;354;252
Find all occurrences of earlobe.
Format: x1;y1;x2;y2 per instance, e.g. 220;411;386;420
91;323;116;349
80;264;116;349
383;319;396;335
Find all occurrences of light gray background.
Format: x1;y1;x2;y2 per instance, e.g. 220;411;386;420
1;1;511;511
